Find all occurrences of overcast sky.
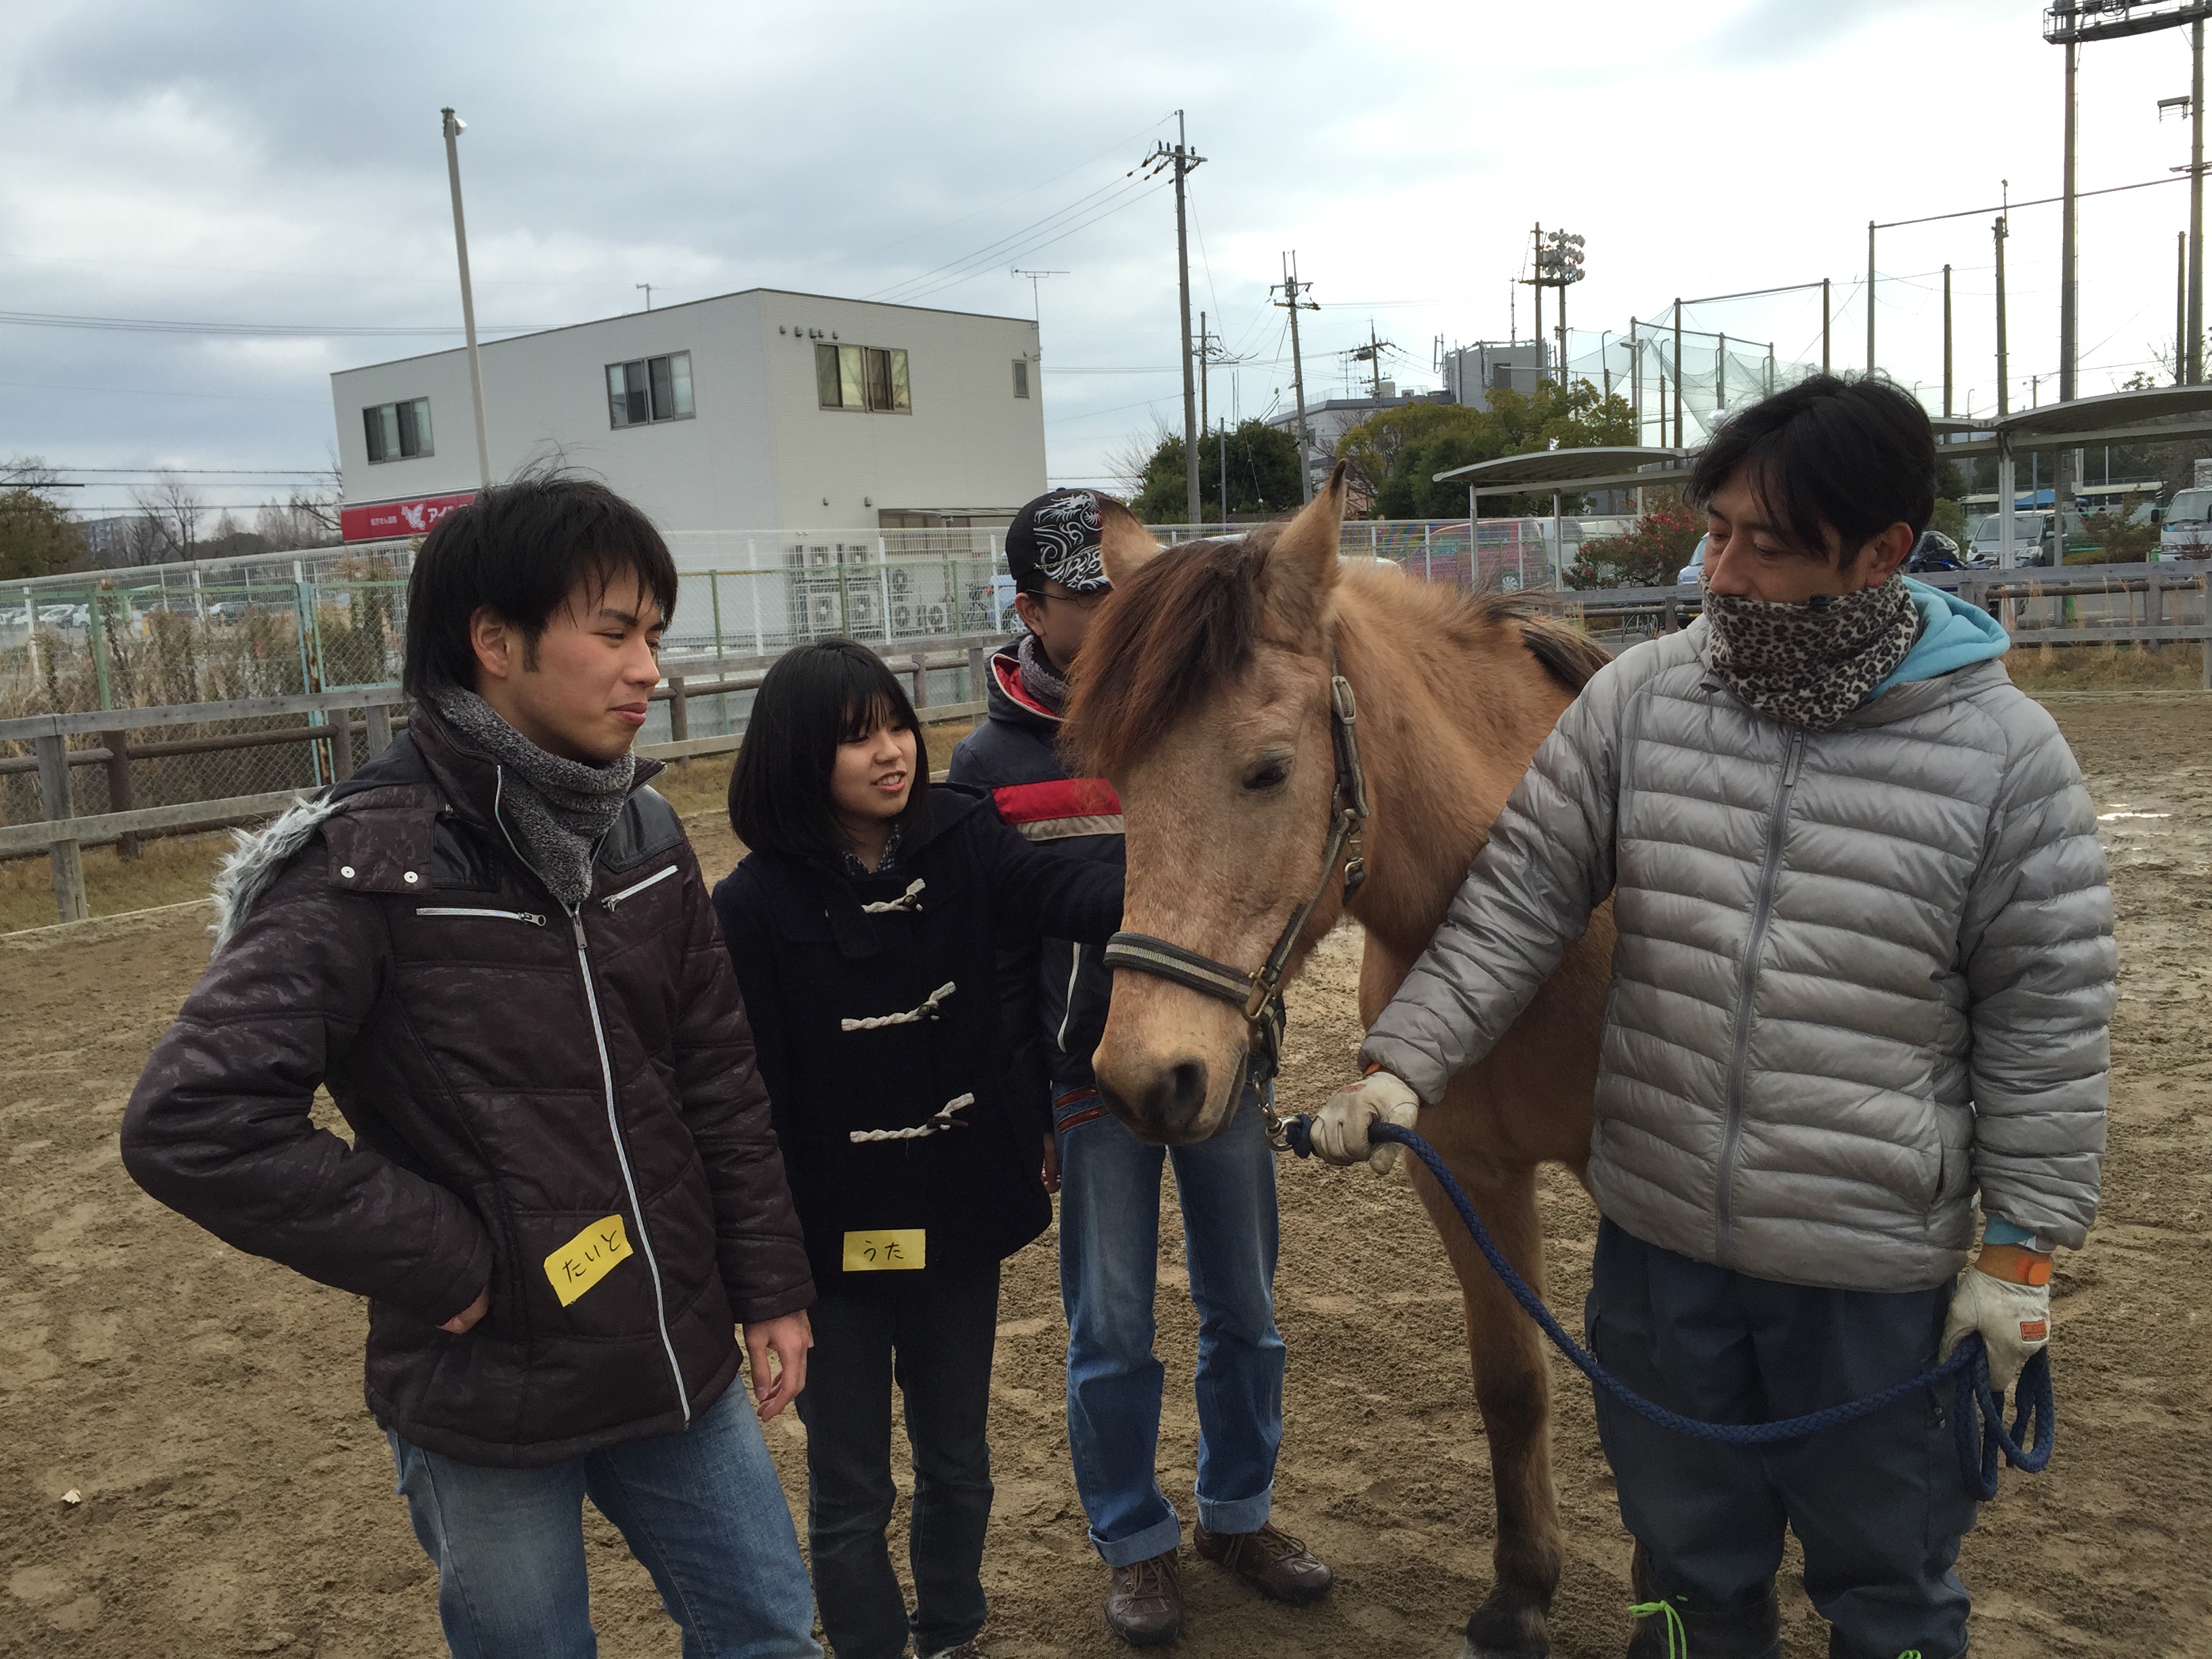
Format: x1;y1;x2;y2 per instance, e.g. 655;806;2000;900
3;0;2206;519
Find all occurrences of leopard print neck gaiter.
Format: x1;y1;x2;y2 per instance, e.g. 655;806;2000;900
1700;569;1921;731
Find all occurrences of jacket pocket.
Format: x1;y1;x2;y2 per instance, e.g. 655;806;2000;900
469;1181;532;1344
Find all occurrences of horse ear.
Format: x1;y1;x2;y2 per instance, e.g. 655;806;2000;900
1095;495;1165;587
1256;461;1348;637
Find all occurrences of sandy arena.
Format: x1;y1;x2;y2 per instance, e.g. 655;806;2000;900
3;693;2209;1658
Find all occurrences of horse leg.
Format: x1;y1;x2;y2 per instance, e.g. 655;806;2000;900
1408;1155;1561;1659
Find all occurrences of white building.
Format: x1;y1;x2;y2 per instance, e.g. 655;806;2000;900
330;288;1045;544
330;289;1046;654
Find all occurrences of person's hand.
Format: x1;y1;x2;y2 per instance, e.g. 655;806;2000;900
1041;1134;1061;1195
743;1311;813;1421
1940;1254;2051;1399
1311;1070;1422;1175
440;1285;490;1336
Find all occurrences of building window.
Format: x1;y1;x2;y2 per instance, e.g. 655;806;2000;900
607;352;694;428
1012;359;1030;398
816;343;911;412
363;397;433;464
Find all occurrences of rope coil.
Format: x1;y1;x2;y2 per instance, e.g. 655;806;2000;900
848;1092;975;1143
1284;1116;2053;1499
841;981;956;1031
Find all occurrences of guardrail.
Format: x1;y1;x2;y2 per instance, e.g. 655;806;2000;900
3;637;1006;925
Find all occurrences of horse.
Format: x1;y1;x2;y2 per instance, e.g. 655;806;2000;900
1062;466;1616;1659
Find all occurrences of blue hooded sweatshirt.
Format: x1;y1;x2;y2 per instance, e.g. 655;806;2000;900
1872;576;2009;694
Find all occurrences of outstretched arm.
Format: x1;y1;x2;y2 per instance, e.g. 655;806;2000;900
1358;670;1624;1105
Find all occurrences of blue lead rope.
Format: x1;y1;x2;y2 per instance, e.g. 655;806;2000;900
1283;1116;2053;1500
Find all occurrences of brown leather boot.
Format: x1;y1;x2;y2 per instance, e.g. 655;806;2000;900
1103;1551;1183;1647
1192;1521;1334;1605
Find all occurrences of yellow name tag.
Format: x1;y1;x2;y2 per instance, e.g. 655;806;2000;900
842;1229;926;1272
544;1215;634;1307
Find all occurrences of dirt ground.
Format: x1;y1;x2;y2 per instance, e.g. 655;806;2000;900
3;695;2209;1658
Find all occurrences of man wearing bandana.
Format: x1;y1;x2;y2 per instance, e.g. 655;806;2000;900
951;491;1332;1646
1312;377;2113;1659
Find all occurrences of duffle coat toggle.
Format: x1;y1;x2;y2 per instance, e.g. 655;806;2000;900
847;1092;976;1144
859;878;927;914
840;981;956;1031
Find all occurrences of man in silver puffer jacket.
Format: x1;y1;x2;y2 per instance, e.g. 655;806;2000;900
1314;374;2113;1659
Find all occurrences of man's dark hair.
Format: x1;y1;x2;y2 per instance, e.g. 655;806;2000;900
401;474;680;697
727;638;931;859
1689;373;1936;561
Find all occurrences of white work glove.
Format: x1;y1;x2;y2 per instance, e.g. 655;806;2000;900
1311;1070;1422;1175
1940;1265;2051;1400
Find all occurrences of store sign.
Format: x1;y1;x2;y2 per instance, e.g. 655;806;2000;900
341;492;476;542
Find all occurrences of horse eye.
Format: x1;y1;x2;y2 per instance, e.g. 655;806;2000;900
1243;759;1290;792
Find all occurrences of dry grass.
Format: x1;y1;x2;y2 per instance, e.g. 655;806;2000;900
2003;641;2208;693
0;832;231;935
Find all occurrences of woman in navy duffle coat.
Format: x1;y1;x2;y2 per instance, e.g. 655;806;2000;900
710;638;1122;1659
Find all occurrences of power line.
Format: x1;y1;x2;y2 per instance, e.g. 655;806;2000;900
1875;171;2186;230
0;309;550;338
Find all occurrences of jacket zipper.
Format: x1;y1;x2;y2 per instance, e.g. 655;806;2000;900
491;769;691;1425
601;864;678;911
415;905;547;926
1714;728;1805;1267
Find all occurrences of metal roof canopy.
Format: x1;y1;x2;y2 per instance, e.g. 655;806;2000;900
1437;387;2212;496
1433;446;1691;497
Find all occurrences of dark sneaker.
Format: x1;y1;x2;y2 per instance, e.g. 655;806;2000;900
1104;1551;1183;1647
1193;1521;1333;1605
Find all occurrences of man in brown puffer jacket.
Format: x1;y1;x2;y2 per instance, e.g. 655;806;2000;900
123;476;821;1658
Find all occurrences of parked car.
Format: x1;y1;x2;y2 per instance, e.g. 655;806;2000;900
2158;486;2212;559
1675;533;1708;586
1965;510;2091;567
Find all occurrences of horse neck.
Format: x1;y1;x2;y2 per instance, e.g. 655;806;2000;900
1332;579;1571;960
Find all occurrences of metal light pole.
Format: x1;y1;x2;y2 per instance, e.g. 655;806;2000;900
441;108;492;491
2194;18;2206;380
1866;220;1877;373
1996;198;2014;569
1942;264;1954;416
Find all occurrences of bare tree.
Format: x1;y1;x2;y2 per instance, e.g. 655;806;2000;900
127;472;206;563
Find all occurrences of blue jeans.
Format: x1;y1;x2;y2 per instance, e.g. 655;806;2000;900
388;1380;821;1659
795;1262;1001;1659
1586;1219;1979;1659
1055;1081;1285;1567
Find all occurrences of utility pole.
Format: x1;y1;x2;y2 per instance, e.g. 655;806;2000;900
1144;115;1206;526
1350;323;1395;404
1996;192;2015;571
441;107;491;490
1866;220;1877;374
1717;332;1727;413
1630;319;1641;441
1822;277;1831;374
1943;265;1954;417
1530;223;1544;382
1273;253;1319;504
1995;192;2011;417
2182;231;2191;384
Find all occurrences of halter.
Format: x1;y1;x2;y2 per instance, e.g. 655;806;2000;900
1101;661;1370;1149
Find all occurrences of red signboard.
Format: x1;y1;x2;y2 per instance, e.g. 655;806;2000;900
341;492;476;543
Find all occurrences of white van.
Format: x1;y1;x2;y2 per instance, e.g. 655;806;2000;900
2158;487;2212;559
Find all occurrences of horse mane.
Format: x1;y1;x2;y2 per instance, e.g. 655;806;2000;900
1063;533;1610;778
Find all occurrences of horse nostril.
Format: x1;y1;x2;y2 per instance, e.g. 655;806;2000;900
1144;1059;1208;1135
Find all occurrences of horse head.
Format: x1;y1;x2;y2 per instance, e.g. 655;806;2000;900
1065;467;1357;1146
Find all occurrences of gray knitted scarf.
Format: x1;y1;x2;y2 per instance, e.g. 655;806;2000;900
1017;630;1070;717
430;689;636;907
1700;570;1921;731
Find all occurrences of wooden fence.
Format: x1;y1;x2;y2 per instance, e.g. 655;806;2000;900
1;639;1002;926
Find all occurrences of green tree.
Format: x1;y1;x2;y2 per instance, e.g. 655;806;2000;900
0;458;90;580
1564;492;1702;590
1132;419;1302;523
1338;381;1638;520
